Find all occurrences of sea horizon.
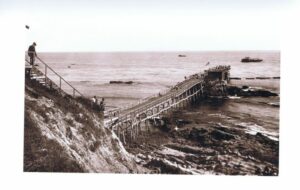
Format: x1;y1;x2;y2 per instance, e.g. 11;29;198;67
35;50;280;53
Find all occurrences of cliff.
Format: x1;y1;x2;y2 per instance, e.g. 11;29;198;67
24;80;146;173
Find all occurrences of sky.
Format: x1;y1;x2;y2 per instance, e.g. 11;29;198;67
0;0;295;52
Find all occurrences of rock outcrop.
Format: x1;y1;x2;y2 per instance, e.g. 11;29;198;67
227;85;278;97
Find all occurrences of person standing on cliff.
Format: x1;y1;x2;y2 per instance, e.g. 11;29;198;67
99;98;105;111
28;42;37;65
92;96;98;110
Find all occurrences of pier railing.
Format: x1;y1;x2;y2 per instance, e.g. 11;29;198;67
104;75;203;126
104;72;205;119
25;54;85;98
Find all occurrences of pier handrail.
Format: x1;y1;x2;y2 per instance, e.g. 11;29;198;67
117;78;201;120
37;56;85;97
108;74;203;116
105;71;207;122
26;55;85;98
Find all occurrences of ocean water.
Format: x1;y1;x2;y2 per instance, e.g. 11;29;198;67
37;51;280;106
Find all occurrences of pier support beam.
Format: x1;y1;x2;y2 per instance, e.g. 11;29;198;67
122;131;126;145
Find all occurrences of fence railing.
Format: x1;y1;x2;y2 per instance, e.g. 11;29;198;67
25;54;85;98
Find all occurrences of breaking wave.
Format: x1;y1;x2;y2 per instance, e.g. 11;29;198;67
236;122;279;141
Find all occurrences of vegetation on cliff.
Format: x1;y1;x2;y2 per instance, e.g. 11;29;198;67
24;79;146;173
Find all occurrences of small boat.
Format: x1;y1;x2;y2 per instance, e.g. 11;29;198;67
178;54;186;57
241;57;263;63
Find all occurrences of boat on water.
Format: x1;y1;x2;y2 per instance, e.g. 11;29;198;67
241;57;263;63
178;54;187;57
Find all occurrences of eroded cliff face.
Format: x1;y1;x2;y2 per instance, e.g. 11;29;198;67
24;82;146;173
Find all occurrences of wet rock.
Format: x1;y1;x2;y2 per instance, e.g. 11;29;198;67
210;129;235;141
153;117;172;132
227;86;278;97
262;166;277;176
165;143;216;156
255;132;278;148
252;89;278;97
109;81;133;84
227;86;243;96
145;159;190;174
175;119;192;127
188;128;208;144
268;102;280;107
255;167;262;175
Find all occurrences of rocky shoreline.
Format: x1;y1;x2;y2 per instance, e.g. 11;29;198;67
124;86;279;175
126;121;278;175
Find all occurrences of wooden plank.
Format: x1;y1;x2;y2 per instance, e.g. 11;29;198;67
31;76;45;79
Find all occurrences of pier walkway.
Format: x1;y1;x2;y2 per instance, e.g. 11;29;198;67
104;66;231;144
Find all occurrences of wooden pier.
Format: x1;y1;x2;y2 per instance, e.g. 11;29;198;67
105;65;231;144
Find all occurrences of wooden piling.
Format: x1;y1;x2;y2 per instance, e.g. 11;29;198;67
122;131;126;145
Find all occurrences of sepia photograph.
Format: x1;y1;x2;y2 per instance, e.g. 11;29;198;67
4;2;300;189
21;1;282;175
